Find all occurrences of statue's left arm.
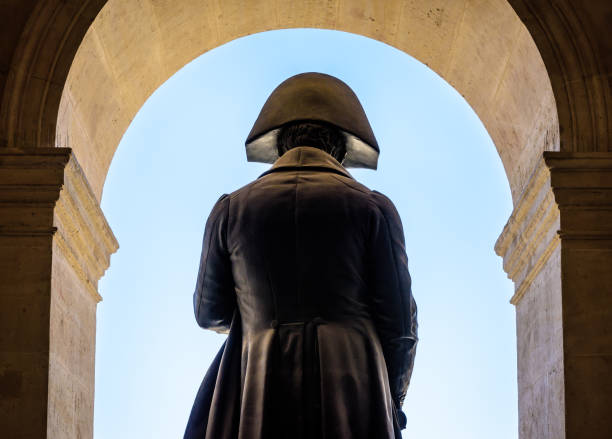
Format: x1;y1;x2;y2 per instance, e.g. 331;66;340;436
193;194;236;333
368;191;418;428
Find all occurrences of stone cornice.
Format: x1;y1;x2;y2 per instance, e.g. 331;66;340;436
0;147;70;235
0;147;71;191
496;158;560;305
0;147;118;301
53;152;118;302
545;151;612;243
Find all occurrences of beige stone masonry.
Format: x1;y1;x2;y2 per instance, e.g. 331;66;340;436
57;0;556;202
543;152;612;438
0;147;117;438
495;158;560;304
496;155;565;438
0;148;70;236
0;148;70;437
545;152;612;241
49;151;117;438
53;152;118;302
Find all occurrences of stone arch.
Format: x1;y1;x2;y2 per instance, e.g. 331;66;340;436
58;2;558;437
57;0;556;203
1;1;611;438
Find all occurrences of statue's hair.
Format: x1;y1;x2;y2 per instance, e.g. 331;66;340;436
277;121;347;163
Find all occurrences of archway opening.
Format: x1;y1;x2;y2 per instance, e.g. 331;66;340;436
95;29;516;438
57;0;557;205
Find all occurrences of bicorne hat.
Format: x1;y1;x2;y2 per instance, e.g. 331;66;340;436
245;72;379;169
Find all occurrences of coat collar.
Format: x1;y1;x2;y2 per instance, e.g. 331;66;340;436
258;146;354;179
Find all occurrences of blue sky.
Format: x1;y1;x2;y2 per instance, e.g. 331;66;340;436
96;29;516;438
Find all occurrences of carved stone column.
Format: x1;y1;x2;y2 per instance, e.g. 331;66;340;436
0;148;117;438
544;152;612;439
496;158;564;439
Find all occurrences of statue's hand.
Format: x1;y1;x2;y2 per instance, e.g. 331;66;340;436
392;399;407;430
397;409;407;430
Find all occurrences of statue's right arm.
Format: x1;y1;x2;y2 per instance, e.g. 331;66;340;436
193;194;236;333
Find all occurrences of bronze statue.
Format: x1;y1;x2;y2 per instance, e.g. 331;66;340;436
185;73;418;439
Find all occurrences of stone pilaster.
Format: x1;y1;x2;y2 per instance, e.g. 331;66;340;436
544;152;612;439
496;158;564;439
0;148;117;438
497;152;612;439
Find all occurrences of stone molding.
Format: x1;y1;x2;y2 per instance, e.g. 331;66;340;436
544;152;612;244
0;147;118;301
0;147;70;236
53;152;118;302
496;158;560;304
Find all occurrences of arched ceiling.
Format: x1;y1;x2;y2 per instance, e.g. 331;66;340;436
57;0;557;202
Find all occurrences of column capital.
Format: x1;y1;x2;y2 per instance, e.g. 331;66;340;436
53;150;118;302
496;158;560;304
544;151;612;243
0;147;118;299
0;147;71;235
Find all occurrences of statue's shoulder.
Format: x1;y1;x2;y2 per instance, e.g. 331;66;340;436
369;190;402;220
370;189;392;203
209;193;230;214
224;178;259;201
321;172;372;196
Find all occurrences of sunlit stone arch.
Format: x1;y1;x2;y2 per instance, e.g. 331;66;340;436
55;4;560;436
3;1;612;438
57;0;556;203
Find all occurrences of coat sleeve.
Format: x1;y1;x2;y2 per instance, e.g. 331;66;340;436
368;191;418;418
193;194;236;333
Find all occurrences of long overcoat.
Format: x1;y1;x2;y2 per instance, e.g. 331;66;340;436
185;146;418;439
